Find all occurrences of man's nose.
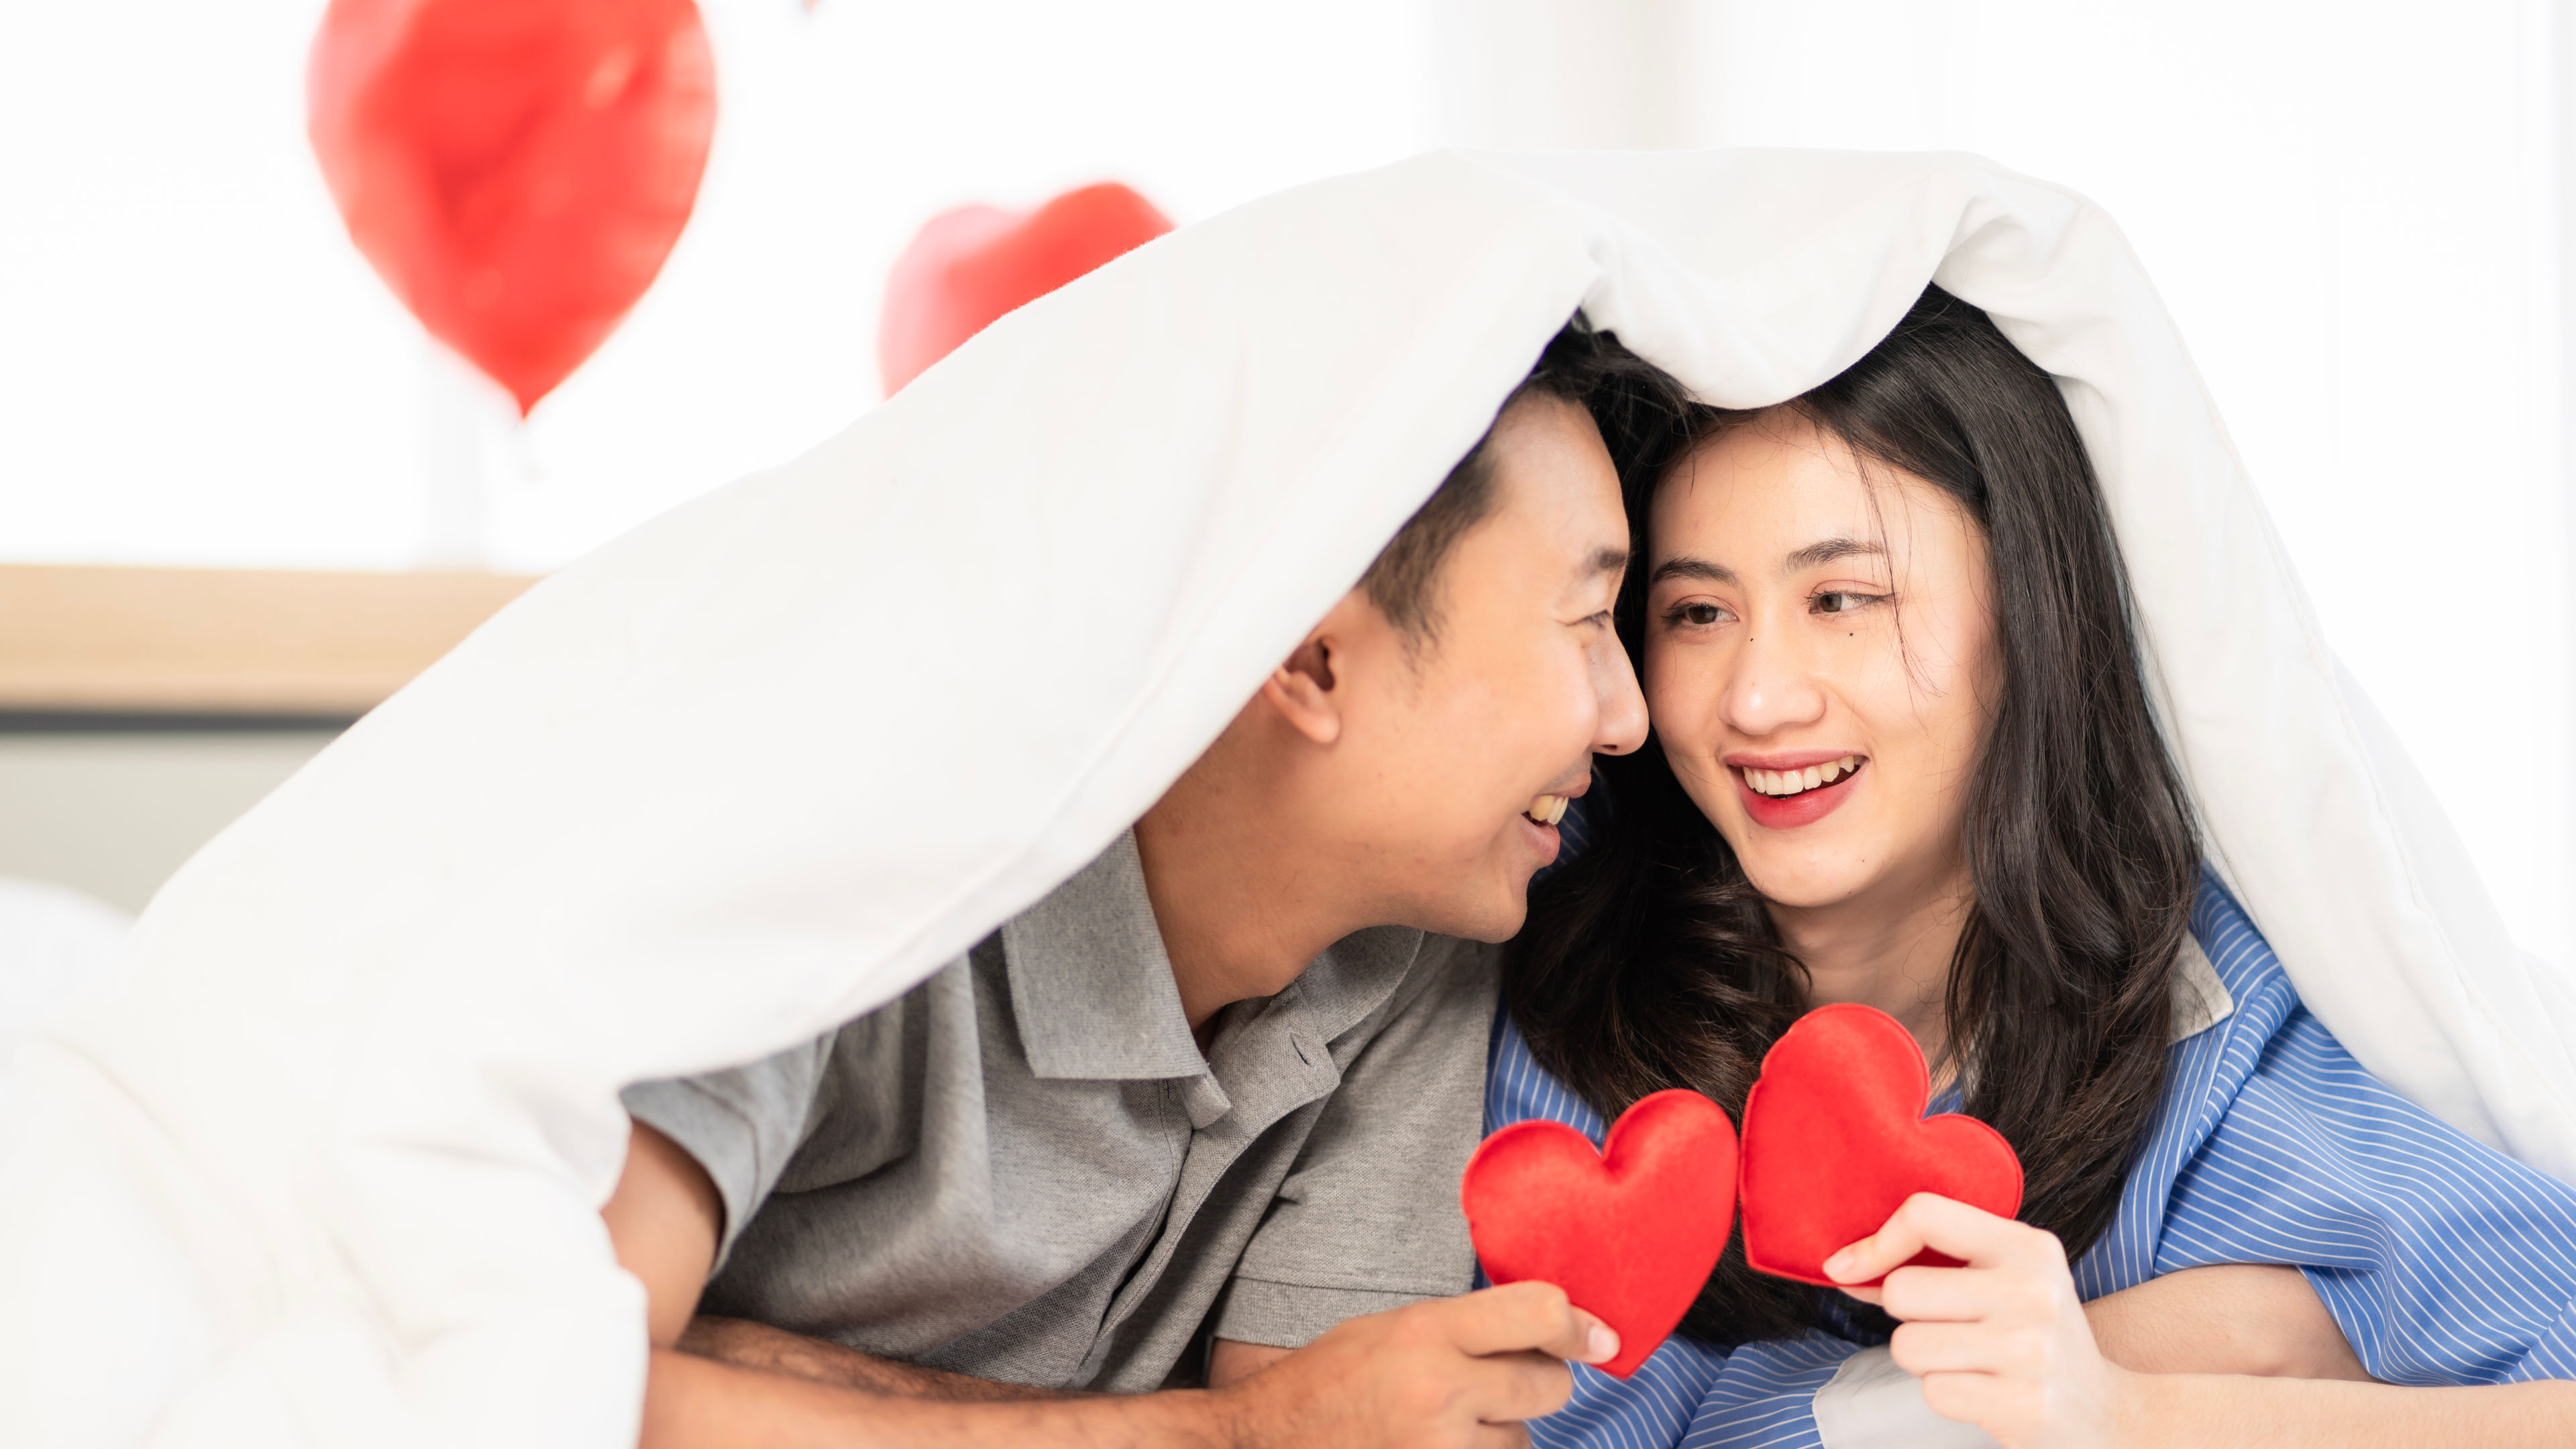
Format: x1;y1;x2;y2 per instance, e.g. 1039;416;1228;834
1592;638;1648;756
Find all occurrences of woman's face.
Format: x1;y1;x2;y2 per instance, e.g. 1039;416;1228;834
1644;411;1998;914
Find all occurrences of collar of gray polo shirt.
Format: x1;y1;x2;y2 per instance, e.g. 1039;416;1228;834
1000;830;1208;1083
999;830;1430;1129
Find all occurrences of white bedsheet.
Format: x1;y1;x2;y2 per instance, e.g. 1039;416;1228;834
0;876;127;1146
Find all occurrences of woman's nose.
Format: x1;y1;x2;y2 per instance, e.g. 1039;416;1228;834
1720;631;1827;739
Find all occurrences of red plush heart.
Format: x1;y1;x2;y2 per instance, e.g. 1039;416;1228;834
1738;1003;2023;1287
1460;1089;1737;1379
308;0;717;415
876;182;1174;395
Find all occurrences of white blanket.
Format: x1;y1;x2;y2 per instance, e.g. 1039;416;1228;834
5;149;2568;1448
0;877;127;1146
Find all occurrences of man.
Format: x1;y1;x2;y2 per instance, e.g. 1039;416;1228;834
602;324;1682;1446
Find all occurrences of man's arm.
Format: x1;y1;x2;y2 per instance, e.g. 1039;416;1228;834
1208;1341;1290;1387
601;1120;724;1350
2084;1263;2371;1381
1832;1192;2576;1449
678;1316;1074;1402
603;1120;1621;1448
2089;1266;2576;1446
606;1122;1071;1402
2118;1375;2576;1448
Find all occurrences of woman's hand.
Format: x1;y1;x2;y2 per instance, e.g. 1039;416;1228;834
1826;1192;2137;1449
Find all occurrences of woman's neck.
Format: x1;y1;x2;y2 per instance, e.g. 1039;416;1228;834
1765;862;1977;1081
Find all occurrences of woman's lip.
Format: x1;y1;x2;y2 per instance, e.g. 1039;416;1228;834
1734;761;1862;830
1723;749;1866;771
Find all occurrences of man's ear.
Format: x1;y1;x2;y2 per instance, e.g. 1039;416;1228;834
1260;629;1342;745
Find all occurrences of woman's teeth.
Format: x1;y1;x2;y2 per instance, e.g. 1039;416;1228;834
1525;794;1570;826
1743;756;1859;798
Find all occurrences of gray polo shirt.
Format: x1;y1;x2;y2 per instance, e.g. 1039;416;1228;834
621;830;1494;1393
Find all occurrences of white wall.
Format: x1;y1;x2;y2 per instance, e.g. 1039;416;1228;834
0;731;335;912
0;1;1442;574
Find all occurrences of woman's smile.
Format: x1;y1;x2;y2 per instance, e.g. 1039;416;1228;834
1729;751;1868;829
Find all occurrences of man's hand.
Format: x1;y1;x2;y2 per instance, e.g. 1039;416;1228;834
1210;1282;1619;1449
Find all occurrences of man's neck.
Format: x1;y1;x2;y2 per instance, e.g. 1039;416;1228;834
1131;767;1358;1035
1766;861;1976;1075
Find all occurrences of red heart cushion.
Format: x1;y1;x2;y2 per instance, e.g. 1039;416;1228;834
1738;1003;2023;1287
1460;1089;1737;1378
308;0;717;415
877;182;1175;394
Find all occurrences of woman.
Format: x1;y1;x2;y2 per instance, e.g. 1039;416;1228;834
1499;286;2576;1446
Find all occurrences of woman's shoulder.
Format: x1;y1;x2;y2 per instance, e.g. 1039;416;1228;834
2114;869;2310;1155
1485;1008;1609;1140
2149;865;2385;1139
2184;865;2299;1025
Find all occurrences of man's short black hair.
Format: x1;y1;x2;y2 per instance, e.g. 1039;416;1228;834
1361;318;1691;647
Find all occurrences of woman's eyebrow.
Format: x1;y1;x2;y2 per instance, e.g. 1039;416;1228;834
1650;555;1736;586
1784;537;1886;570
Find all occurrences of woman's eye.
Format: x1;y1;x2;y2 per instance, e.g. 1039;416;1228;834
1811;590;1882;615
1663;602;1731;627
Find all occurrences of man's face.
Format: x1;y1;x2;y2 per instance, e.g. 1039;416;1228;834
1322;394;1648;942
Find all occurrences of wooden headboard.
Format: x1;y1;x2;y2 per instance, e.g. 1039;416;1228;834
0;564;543;910
0;564;536;721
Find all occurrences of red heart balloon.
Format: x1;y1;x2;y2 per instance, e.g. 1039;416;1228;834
308;0;716;415
877;182;1174;395
1460;1089;1737;1379
1738;1003;2023;1287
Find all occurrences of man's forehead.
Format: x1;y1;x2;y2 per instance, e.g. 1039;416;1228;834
1578;545;1629;580
1483;398;1618;508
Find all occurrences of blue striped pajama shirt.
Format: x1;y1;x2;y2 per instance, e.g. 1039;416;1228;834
1486;871;2576;1448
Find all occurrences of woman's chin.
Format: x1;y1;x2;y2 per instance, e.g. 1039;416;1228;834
1728;836;1885;912
1743;875;1869;914
1733;830;1971;923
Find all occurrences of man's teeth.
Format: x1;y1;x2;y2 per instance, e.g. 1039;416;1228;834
1744;756;1860;797
1525;794;1570;826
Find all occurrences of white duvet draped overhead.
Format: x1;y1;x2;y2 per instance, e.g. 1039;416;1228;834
4;150;2567;1448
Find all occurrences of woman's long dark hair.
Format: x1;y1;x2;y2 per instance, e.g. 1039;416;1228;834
1506;286;2202;1345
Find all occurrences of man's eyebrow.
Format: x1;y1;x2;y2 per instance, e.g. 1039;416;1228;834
1649;555;1737;586
1582;546;1630;579
1784;537;1886;570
